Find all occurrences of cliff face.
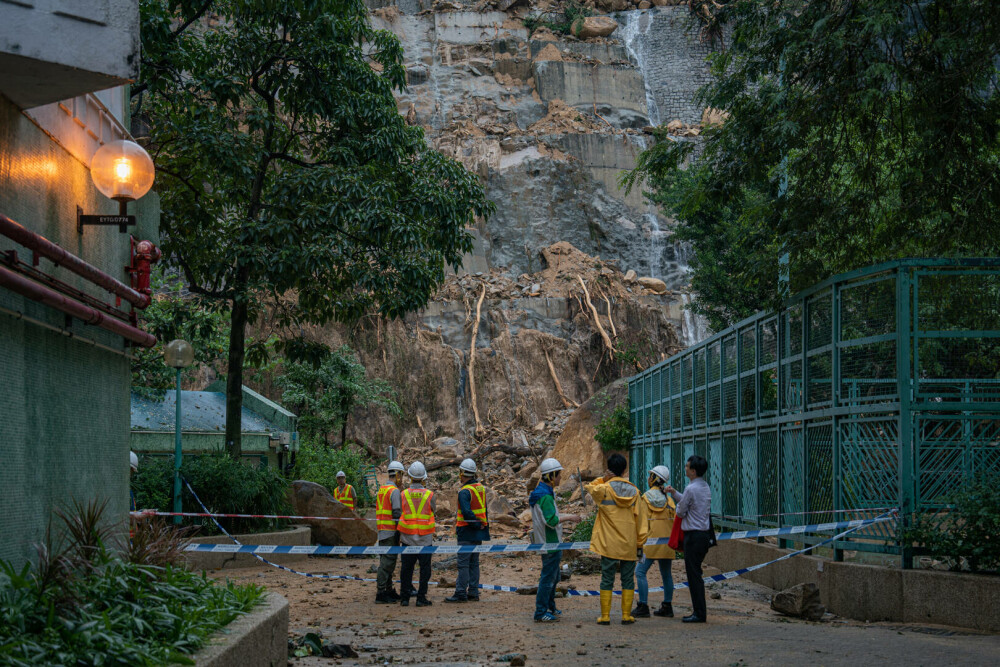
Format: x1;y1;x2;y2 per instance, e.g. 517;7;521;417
255;4;719;457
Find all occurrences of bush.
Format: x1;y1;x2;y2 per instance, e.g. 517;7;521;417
0;500;263;666
906;472;1000;573
595;405;633;453
293;441;374;507
569;511;597;542
131;451;291;535
522;1;593;36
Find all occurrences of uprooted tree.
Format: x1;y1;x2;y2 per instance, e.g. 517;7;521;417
134;0;494;456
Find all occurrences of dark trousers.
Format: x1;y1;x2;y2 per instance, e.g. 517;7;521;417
683;529;711;619
455;540;481;598
376;534;398;594
399;553;432;600
534;551;561;619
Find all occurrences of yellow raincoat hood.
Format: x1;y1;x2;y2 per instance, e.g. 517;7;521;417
584;476;648;561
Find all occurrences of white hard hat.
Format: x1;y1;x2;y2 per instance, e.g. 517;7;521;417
130;451;139;472
387;460;405;474
650;465;670;484
407;461;428;480
539;458;563;476
459;458;477;474
336;470;346;478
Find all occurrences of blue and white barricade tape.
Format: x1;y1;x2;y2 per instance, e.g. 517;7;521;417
183;515;895;556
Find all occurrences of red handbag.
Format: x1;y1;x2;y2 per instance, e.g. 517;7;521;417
667;517;685;551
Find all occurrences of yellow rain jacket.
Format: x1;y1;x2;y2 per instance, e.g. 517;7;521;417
641;487;676;560
585;476;648;561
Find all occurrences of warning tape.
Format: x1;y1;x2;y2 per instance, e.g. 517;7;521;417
132;510;367;522
182;516;894;556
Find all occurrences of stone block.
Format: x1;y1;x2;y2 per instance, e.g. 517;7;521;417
532;60;647;124
193;592;289;667
902;569;1000;632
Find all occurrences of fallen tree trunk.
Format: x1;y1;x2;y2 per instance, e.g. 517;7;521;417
469;283;486;438
577;275;614;359
545;346;579;409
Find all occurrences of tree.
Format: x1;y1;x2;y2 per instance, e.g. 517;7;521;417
276;345;400;446
135;0;494;456
624;0;1000;330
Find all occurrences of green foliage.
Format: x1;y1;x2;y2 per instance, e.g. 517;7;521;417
906;472;1000;573
0;499;262;666
131;452;291;534
523;1;593;35
136;0;494;453
292;441;374;507
130;278;230;397
277;345;400;445
569;510;596;542
595;405;633;453
624;0;1000;330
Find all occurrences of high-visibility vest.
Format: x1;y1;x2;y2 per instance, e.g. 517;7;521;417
375;484;397;531
398;488;435;536
455;482;488;528
333;484;355;510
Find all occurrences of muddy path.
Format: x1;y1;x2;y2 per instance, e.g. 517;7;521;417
211;554;1000;666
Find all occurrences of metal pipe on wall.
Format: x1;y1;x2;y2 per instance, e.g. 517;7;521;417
0;213;150;308
0;304;136;360
0;265;156;347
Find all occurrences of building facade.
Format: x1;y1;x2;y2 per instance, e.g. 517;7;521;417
0;1;155;565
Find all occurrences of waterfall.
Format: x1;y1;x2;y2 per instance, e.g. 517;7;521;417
680;293;711;347
619;10;661;127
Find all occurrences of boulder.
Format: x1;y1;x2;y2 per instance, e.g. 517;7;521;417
290;480;377;546
623;269;638;283
638;276;668;293
770;583;826;621
638;0;652;8
492;514;522;528
550;378;629;480
432;436;464;458
571;16;618;39
486;488;516;517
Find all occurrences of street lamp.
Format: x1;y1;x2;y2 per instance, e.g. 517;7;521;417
164;339;195;525
80;139;156;234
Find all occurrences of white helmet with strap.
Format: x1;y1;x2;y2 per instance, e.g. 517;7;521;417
539;458;563;476
650;465;670;484
407;461;428;480
459;458;477;474
387;460;405;474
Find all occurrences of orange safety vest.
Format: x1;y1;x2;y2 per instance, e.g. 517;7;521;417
375;484;398;531
455;482;488;528
333;484;355;510
398;488;435;536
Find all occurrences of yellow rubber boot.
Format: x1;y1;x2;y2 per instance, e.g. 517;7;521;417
621;589;636;624
597;590;612;625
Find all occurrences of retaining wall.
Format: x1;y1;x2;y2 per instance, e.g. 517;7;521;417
185;525;311;571
193;591;288;667
706;540;1000;632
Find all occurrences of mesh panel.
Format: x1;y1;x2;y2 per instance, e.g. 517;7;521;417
782;360;803;412
841;275;896;340
781;428;805;524
808;350;833;406
807;423;834;522
681;356;692;429
709;437;723;515
741;374;756;419
740;433;758;520
758;429;779;524
809;291;833;350
723;434;740;516
694;349;706;427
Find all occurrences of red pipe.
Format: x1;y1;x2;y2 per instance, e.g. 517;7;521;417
0;265;156;347
0;213;150;308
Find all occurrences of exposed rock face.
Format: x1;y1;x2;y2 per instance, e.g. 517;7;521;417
289;481;377;546
550;377;629;481
771;583;826;621
571;16;618;39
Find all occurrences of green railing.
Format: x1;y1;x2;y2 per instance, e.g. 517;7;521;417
628;259;1000;565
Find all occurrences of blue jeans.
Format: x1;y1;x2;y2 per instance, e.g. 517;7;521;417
636;555;673;605
455;540;480;598
534;551;561;619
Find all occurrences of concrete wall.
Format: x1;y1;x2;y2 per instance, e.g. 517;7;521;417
706;539;1000;632
193;591;289;667
0;94;156;566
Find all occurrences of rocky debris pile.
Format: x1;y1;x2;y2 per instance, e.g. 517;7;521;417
528;99;610;134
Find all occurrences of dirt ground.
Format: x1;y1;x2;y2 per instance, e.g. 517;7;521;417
210;553;1000;666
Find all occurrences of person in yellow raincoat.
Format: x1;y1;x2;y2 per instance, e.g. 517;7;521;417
632;465;676;619
584;453;648;625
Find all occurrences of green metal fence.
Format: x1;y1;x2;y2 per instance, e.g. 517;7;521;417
628;259;1000;565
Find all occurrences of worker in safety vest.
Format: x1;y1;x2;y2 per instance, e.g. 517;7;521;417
398;461;435;607
585;452;648;625
333;471;356;510
445;458;490;603
374;461;406;604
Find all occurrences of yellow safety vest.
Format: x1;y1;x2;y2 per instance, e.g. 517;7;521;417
455;483;488;528
375;484;397;531
398;488;435;536
333;484;355;510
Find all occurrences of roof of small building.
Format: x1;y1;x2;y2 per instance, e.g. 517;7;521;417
131;389;290;434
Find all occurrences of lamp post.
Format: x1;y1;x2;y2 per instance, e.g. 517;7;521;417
164;339;195;525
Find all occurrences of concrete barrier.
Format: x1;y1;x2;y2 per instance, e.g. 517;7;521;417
194;591;288;667
705;540;1000;631
185;525;311;570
